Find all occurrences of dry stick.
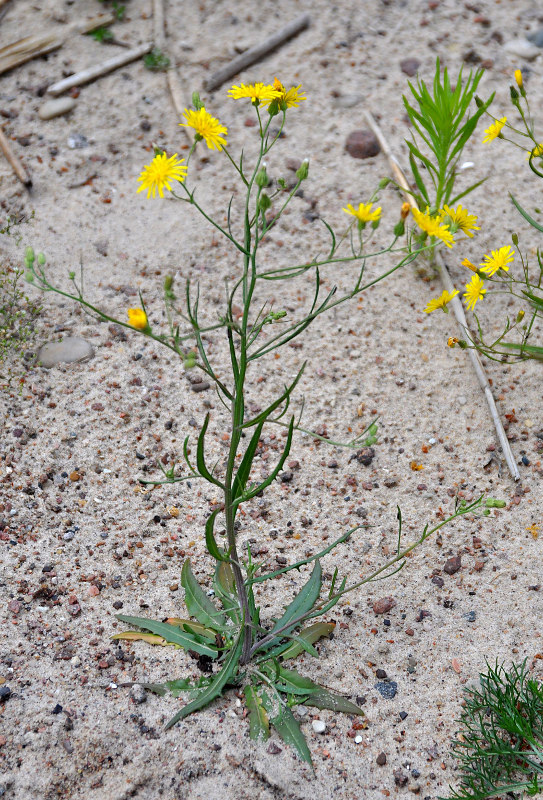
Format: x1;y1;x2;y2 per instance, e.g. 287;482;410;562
152;0;192;145
204;13;311;92
0;125;31;188
364;110;520;482
47;42;153;96
0;14;114;76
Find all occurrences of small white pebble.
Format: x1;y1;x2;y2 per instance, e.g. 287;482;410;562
312;719;326;734
428;437;436;445
70;656;81;667
354;735;363;744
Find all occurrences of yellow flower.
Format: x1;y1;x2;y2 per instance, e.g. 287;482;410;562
137;152;187;198
424;289;459;313
180;107;227;150
127;308;148;330
526;523;539;539
262;78;306;109
412;207;454;248
400;202;411;220
530;143;543;159
343;202;382;224
463;274;486;310
461;257;478;272
447;337;459;348
480;245;514;276
482;117;506;144
228;82;281;104
410;461;424;471
514;69;523;90
440;205;480;238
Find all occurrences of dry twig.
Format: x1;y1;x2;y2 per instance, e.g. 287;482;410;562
364;110;520;482
0;125;32;188
47;42;153;96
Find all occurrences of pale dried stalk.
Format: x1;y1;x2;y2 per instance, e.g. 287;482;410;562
0;14;114;76
0;125;31;187
364;110;520;482
153;0;192;144
47;42;153;95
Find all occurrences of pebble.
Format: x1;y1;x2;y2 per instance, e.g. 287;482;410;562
355;446;375;466
130;684;147;704
37;337;94;368
296;705;308;717
345;130;380;159
334;93;363;108
444;555;462;575
408;781;421;794
457;395;467;406
312;719;326;734
38;97;76;120
354;735;363;744
528;28;543;48
70;656;81;667
503;38;541;59
0;686;11;702
376;752;387;765
394;768;408;787
267;741;282;754
431;575;444;587
373;596;396;615
375;681;397;699
400;58;421;76
67;132;89;149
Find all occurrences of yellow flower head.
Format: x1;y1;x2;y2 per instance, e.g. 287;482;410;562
514;69;523;90
343;202;382;225
440;205;480;238
180;107;227;150
424;289;459;314
530;143;543;159
412;207;454;248
401;202;411;220
447;337;459;348
480;245;514;276
463;274;486;311
482;117;506;144
137;152;187;198
261;78;306;109
461;257;478;272
127;308;148;330
228;82;281;105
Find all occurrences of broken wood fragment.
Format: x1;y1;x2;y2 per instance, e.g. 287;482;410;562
0;126;32;188
47;42;153;96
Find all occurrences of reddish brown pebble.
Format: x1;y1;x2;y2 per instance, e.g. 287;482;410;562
88;585;100;597
400;58;421;77
444;555;462;575
345;130;380;159
376;752;387;765
169;584;179;591
474;561;485;571
0;736;7;746
98;660;109;669
373;596;396;615
8;600;21;614
91;403;104;411
405;628;415;636
69;471;80;482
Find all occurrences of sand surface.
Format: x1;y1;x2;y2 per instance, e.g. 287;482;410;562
1;1;543;798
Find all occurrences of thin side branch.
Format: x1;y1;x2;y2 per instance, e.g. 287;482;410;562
364;110;519;482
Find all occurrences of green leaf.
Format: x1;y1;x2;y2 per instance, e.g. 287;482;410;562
181;559;227;631
111;631;180;648
510;194;543;233
205;508;228;562
115;615;219;657
273;667;321;696
275;622;336;661
409;152;429;205
213;562;240;623
304;688;365;715
501;342;543;360
522;290;543;310
164;628;243;729
232;421;264;501
244;685;270;741
261;561;322;651
163;618;218;641
196;413;224;488
262;695;313;767
237;416;294;507
449;176;488;206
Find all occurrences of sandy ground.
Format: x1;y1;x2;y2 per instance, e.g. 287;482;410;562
1;1;543;798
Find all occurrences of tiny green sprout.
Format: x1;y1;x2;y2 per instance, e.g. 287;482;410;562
277;178;287;190
68;271;76;281
143;47;171;72
112;0;125;20
295;159;309;181
88;26;114;43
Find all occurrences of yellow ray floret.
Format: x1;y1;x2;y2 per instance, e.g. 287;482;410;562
228;82;281;104
411;207;454;248
261;78;306;109
180;107;228;150
342;202;382;224
479;245;514;276
440;204;480;238
127;308;148;330
463;274;486;310
137;152;187;198
424;289;459;314
482;117;506;144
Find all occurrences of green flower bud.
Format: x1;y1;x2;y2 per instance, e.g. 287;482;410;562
510;85;519;102
512;232;518;246
457;339;468;349
256;165;269;188
37;252;46;265
258;192;271;212
25;271;34;283
192;91;203;110
164;275;174;292
378;177;391;190
25;246;35;265
485;498;506;508
393;220;405;237
295;159;309;181
474;95;483;108
516;309;525;323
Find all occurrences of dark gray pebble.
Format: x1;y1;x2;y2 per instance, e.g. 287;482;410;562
52;704;63;714
376;752;387;765
444;555;462;575
375;681;397;699
0;685;11;702
400;58;421;76
345;130;380;159
431;575;444;587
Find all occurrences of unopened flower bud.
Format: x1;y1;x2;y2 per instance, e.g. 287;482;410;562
164;275;174;292
258;192;271;212
256;165;269;187
378;177;391;190
514;69;523;90
401;202;410;220
510;85;519;103
393;220;405;237
474;95;483;108
457;339;468;349
516;309;525;323
25;246;35;265
192;91;203;110
485;498;506;508
295;159;309;181
512;232;518;246
37;252;46;265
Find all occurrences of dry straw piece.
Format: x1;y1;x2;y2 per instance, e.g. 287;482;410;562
47;42;153;96
363;110;520;482
0;125;32;187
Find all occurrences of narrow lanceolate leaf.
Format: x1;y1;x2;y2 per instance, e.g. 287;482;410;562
205;508;228;562
260;561;322;652
232;421;264;502
111;631;179;648
213;562;240;623
163;619;218;641
273;667;320;696
164;629;243;729
115;615;219;657
181;559;227;631
510;193;543;234
244;685;270;741
304;688;365;716
262;695;312;767
275;622;336;661
502;342;543;360
196;413;224;488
